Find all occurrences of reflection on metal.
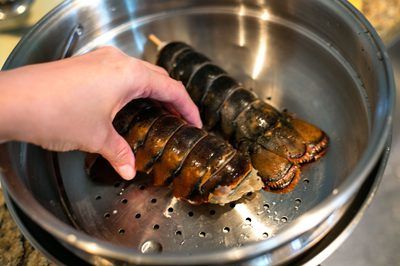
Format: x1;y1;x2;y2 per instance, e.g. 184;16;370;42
251;8;270;79
260;9;270;21
238;4;246;47
86;243;99;253
123;1;145;54
290;239;303;251
234;204;272;239
252;20;267;79
0;0;32;30
16;5;26;14
162;197;178;218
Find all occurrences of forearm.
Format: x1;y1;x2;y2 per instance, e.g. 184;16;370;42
0;66;59;145
0;47;201;180
0;69;29;142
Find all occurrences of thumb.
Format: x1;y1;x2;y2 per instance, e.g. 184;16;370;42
99;129;136;180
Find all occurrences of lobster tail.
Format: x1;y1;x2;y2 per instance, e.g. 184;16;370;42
156;40;329;191
87;99;263;204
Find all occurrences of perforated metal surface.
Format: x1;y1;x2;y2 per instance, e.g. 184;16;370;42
57;152;316;254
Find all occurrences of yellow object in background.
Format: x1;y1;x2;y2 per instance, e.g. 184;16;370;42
0;0;63;67
349;0;363;10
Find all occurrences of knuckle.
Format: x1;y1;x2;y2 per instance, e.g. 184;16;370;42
98;46;124;57
109;55;133;77
156;65;169;75
140;85;151;99
168;79;180;90
175;80;185;90
127;57;142;73
93;46;132;76
118;59;135;78
99;47;130;66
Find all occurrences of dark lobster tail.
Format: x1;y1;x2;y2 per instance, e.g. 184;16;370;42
156;42;328;191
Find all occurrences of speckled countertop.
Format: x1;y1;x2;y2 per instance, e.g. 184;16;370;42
363;0;400;45
1;0;400;265
0;192;55;266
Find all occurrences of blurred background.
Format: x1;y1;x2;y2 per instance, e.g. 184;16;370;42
0;0;400;265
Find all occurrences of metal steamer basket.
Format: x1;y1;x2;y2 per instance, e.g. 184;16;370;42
0;0;394;265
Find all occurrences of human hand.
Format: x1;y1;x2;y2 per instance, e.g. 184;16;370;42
0;46;202;180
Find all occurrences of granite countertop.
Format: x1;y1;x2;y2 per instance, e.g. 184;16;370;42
0;192;55;266
1;0;400;265
362;0;400;44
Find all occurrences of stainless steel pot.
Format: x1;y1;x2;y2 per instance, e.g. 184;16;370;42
2;145;391;265
0;0;394;265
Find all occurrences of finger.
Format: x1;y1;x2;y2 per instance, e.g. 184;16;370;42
98;129;136;180
163;102;181;117
139;60;169;77
140;73;202;128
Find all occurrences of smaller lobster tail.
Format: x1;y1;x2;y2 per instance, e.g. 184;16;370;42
154;39;329;191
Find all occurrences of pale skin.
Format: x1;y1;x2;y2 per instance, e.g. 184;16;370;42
0;46;202;180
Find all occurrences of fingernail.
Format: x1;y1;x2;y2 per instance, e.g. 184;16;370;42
118;164;135;180
194;119;203;129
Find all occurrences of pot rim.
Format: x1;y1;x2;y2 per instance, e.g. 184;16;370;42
0;0;395;264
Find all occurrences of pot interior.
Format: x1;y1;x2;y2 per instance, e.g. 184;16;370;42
2;0;391;259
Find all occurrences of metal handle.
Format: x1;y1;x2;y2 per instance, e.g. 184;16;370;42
60;24;83;59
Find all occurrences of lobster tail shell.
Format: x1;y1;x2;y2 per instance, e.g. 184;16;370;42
156;42;191;73
187;64;226;106
152;126;206;186
87;99;263;204
157;41;329;191
220;88;257;138
135;115;185;174
170;50;210;85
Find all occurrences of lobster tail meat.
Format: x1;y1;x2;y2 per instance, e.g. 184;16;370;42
87;99;263;204
155;39;329;191
200;152;252;195
199;152;257;204
208;170;262;204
